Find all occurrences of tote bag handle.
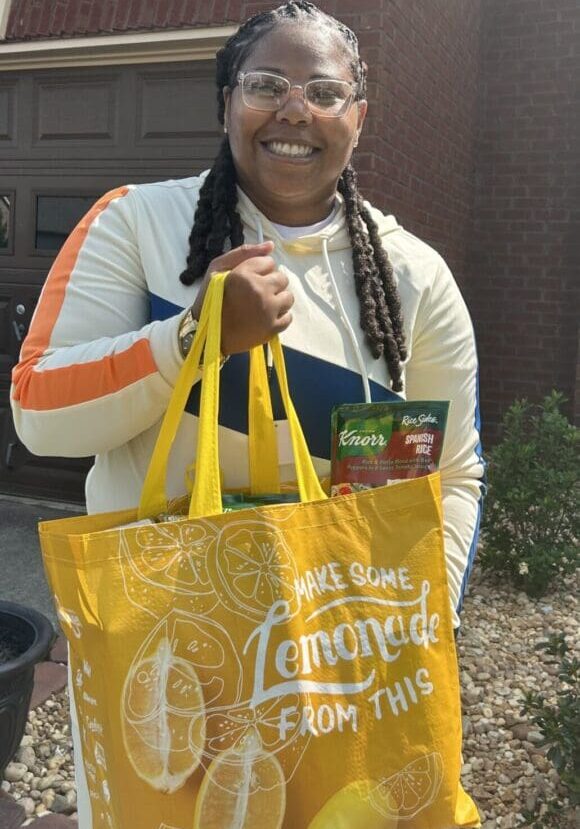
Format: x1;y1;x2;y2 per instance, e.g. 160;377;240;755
139;273;326;520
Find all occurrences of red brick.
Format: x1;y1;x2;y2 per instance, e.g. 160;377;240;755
30;661;68;709
50;633;68;664
26;816;78;828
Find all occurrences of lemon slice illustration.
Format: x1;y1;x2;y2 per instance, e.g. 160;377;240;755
369;752;444;820
193;728;286;829
119;526;219;618
121;636;206;793
203;692;311;784
210;520;299;621
307;780;398;829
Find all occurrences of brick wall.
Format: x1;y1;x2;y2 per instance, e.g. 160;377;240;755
353;0;482;288
469;0;580;439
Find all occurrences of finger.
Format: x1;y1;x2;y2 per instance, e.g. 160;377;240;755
274;291;295;316
239;255;277;276
273;311;293;333
257;270;288;291
210;242;274;273
270;271;289;292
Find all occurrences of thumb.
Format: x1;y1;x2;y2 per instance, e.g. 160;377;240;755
210;241;275;273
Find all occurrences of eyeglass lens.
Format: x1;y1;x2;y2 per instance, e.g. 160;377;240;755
241;72;353;116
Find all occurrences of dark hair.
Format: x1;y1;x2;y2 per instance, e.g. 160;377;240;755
179;0;407;390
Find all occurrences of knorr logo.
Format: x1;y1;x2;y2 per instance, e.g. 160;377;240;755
338;429;388;447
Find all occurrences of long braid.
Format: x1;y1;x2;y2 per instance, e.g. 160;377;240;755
179;1;407;390
339;166;406;391
360;202;407;361
180;140;243;284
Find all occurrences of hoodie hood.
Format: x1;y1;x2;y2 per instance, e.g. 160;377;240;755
235;185;401;254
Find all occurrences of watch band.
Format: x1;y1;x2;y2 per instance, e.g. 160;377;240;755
178;306;229;368
177;307;199;359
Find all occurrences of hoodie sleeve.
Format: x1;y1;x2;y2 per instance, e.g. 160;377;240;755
10;186;188;458
404;257;485;628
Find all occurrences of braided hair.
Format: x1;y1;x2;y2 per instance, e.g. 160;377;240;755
179;1;407;390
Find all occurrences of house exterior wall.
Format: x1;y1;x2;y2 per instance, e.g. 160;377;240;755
4;0;579;444
470;0;580;437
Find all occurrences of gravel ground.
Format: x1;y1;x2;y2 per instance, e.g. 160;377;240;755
2;563;578;828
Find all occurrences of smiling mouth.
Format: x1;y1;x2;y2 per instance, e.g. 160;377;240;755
261;140;319;159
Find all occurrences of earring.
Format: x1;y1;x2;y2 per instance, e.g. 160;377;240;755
224;125;228;134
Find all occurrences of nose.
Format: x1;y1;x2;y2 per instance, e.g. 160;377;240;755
276;86;312;125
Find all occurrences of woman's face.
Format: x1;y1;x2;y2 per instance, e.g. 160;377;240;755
223;23;367;224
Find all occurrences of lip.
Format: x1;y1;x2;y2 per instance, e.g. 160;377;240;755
259;139;322;163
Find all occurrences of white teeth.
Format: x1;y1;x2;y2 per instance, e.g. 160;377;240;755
265;141;314;158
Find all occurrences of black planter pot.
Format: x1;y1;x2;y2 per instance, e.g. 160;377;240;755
0;601;55;776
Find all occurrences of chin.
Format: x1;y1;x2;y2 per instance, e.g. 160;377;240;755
259;174;318;202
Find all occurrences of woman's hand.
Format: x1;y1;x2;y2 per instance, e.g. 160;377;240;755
191;242;294;355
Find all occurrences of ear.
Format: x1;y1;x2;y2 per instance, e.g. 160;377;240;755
356;99;368;135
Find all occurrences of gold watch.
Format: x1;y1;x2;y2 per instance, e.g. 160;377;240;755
178;307;229;367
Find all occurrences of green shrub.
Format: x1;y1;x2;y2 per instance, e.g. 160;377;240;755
522;634;579;826
480;391;579;596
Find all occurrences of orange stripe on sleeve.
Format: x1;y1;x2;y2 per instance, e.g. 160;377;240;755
12;186;159;410
14;339;157;411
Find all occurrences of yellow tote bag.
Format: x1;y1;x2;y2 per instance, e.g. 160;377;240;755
39;274;481;829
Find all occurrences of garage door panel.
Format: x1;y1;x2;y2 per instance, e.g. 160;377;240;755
33;74;119;144
0;80;17;145
0;290;12;376
137;71;219;142
0;58;219;501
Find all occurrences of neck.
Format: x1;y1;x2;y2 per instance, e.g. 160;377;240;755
237;182;338;227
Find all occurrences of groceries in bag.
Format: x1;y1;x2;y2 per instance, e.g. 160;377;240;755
331;400;449;496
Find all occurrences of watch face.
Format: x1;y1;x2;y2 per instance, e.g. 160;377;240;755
178;309;199;358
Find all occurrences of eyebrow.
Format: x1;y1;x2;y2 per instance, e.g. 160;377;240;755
249;66;342;80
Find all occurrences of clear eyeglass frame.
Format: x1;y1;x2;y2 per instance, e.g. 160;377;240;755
236;71;357;118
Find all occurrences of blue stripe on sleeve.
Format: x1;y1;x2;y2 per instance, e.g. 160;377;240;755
456;366;486;613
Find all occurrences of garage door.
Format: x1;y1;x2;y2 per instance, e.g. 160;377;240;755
0;59;220;502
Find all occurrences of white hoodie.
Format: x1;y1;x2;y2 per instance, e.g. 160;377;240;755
11;174;484;627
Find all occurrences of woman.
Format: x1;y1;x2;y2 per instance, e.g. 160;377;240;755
11;2;484;825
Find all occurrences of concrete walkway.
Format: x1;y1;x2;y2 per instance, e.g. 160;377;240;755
0;494;83;625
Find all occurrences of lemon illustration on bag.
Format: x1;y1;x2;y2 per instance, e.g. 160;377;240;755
369;752;444;820
210;520;300;621
307;780;398;829
204;692;311;783
119;522;219;617
121;635;205;793
193;728;286;829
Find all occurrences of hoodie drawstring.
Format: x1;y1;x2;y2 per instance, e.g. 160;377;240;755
254;217;276;376
255;215;371;402
322;238;372;403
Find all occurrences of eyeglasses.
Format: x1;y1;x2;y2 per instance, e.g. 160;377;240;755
236;71;356;118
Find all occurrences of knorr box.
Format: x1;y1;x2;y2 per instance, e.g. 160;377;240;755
331;401;450;495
